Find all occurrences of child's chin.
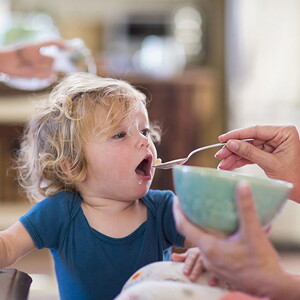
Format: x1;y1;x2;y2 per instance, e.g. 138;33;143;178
136;185;151;197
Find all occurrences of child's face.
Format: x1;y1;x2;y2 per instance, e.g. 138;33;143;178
78;102;157;202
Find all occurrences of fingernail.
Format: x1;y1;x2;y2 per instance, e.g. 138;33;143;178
217;161;224;169
214;149;222;157
237;181;251;196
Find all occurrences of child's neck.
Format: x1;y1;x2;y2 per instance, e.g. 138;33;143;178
80;197;147;238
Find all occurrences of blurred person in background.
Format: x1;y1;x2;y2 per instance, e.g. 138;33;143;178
0;40;65;79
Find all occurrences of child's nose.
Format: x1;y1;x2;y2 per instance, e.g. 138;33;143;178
137;133;150;148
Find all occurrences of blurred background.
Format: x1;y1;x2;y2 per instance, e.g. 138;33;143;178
1;0;300;299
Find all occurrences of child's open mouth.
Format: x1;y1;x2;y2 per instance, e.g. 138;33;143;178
135;156;152;178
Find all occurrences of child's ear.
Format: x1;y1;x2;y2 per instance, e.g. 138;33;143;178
60;158;86;182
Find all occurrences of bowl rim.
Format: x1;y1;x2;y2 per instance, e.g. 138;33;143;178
173;165;294;190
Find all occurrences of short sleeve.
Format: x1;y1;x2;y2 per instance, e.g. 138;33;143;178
19;192;80;249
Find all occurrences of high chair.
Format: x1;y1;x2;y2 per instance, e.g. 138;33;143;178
0;269;32;300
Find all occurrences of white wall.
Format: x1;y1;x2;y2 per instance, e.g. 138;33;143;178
226;0;300;245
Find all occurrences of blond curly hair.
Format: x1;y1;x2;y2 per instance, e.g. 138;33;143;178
17;73;160;202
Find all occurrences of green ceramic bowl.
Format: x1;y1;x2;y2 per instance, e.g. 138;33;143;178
173;165;293;236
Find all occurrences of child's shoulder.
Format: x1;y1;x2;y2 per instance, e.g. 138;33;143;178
146;189;174;199
47;190;81;201
34;191;82;213
142;189;175;209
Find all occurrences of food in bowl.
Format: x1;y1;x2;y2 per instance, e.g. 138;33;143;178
173;165;293;236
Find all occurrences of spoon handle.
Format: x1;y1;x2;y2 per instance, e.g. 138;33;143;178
187;142;226;159
188;138;253;159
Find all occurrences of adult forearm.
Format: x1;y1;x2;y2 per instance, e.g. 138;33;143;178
287;174;300;203
0;49;17;75
275;274;300;300
258;272;300;300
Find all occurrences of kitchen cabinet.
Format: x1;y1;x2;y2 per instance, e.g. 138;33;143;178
0;125;25;203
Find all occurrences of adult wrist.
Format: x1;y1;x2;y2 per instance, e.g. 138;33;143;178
264;272;300;300
290;183;300;204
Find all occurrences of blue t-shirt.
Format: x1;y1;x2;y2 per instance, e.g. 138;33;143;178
19;189;184;300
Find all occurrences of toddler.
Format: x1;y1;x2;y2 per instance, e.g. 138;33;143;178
0;73;201;300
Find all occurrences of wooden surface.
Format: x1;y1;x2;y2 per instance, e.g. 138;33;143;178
0;125;26;203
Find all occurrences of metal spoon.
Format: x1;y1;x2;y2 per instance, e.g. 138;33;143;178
154;139;253;170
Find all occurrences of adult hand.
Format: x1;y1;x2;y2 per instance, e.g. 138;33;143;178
215;125;300;203
0;39;65;79
173;183;300;299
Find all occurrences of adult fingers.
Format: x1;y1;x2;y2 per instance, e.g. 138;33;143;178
217;154;254;170
214;146;233;159
224;139;275;171
218;125;282;143
234;182;263;241
215;140;270;160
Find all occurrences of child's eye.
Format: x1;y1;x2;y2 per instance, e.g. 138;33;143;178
112;131;126;139
141;128;150;137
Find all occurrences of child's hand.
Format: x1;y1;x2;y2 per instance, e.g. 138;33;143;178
171;247;204;282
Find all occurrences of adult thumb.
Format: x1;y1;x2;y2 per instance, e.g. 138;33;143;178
235;181;262;238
